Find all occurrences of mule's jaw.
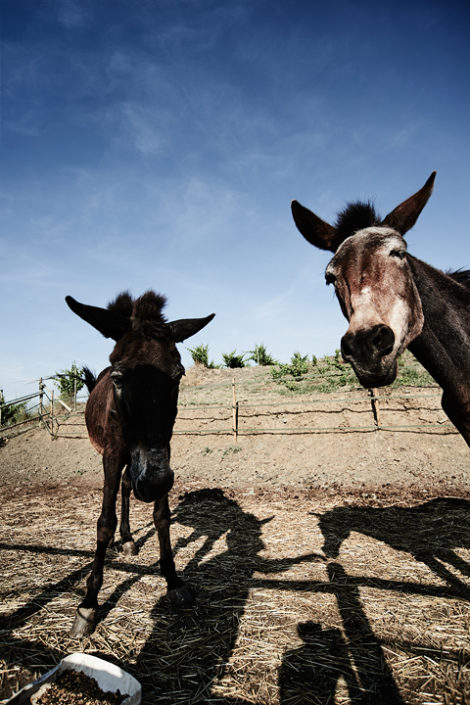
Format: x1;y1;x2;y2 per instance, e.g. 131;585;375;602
132;469;174;503
129;448;174;502
352;359;398;388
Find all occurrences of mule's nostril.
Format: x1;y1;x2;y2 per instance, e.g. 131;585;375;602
341;326;394;363
373;325;395;356
340;334;354;360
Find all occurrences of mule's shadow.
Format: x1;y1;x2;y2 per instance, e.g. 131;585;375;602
254;496;470;705
318;497;470;597
109;494;470;703
281;496;470;705
3;494;468;704
133;488;320;703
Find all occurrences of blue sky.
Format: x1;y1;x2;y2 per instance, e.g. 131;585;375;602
1;0;469;400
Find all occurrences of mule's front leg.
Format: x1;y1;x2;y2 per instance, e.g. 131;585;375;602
154;495;194;608
120;467;138;555
70;460;121;638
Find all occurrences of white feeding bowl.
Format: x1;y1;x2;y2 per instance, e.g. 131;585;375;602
7;652;142;705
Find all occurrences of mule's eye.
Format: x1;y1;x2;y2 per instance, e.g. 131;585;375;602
325;272;336;286
110;369;124;389
390;249;406;260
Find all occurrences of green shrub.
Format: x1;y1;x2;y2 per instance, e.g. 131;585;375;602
290;352;309;376
54;362;85;401
271;347;436;395
270;352;310;390
271;351;358;394
0;400;27;427
249;344;277;366
222;350;246;368
271;364;293;381
188;344;216;368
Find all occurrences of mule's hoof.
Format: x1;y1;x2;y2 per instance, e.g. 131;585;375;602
69;607;97;638
122;540;138;556
168;585;195;609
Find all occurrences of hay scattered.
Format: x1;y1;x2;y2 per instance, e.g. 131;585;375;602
1;486;469;704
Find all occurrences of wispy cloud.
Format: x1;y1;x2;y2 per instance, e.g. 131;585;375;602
1;0;469;398
55;0;90;29
117;103;165;156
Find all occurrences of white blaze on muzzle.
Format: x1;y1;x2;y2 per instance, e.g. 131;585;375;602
336;230;422;355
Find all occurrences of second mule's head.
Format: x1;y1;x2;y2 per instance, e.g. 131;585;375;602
66;291;214;502
291;173;435;387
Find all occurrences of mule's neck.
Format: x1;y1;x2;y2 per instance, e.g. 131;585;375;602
407;255;470;399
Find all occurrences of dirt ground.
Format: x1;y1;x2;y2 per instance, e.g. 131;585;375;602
2;365;469;498
1;366;469;704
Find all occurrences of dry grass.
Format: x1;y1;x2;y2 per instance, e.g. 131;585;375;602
1;483;470;704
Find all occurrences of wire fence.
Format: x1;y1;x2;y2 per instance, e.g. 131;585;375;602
176;380;454;439
1;370;455;442
0;379;87;441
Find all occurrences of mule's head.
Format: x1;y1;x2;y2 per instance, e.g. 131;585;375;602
291;172;435;387
66;291;214;502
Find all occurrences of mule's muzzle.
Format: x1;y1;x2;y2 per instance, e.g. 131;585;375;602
341;324;397;387
129;448;174;503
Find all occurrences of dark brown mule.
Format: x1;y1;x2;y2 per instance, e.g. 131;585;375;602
292;172;470;446
66;290;214;637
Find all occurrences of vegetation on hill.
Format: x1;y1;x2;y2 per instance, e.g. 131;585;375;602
269;349;434;395
54;362;85;402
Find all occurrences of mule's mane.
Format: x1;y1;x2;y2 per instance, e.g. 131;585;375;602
132;291;167;324
107;290;168;334
107;291;134;317
334;201;380;242
448;269;470;289
331;205;470;291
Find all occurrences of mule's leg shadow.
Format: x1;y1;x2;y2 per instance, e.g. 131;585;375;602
133;489;267;703
318;498;470;599
328;562;405;704
422;547;470;596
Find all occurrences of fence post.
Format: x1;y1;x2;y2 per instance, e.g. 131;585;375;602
0;389;3;427
39;378;44;426
369;388;382;427
232;377;239;441
50;388;55;438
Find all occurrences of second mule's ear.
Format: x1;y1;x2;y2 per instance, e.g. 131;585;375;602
168;313;215;343
65;296;132;341
382;171;436;235
291;200;337;251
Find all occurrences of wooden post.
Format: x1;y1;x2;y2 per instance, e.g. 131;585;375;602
39;378;44;425
73;376;77;412
369;388;382;427
50;389;55;437
232;377;238;441
0;389;3;427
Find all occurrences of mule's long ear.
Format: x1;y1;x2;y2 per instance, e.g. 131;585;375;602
65;296;131;341
168;313;215;343
291;200;337;251
382;171;436;235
